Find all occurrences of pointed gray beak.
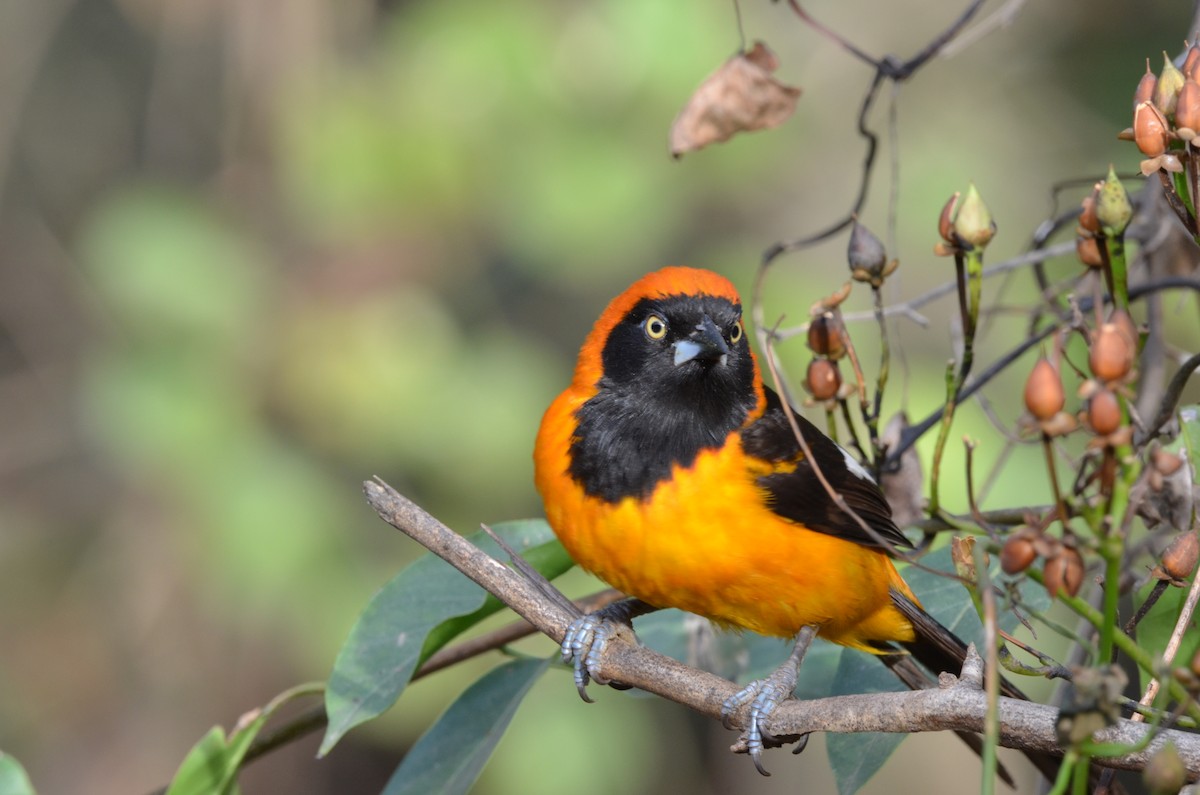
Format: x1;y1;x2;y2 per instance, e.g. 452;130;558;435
673;315;729;366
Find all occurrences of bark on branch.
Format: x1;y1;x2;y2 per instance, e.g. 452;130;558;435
362;478;1200;777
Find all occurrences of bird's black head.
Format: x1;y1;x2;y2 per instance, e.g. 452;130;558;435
570;291;760;501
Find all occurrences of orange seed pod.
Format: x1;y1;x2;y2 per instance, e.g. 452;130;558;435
1134;101;1170;158
1024;357;1066;421
805;358;841;401
1086;388;1122;436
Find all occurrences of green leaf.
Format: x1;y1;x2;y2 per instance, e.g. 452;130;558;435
634;609;838;696
0;753;37;795
321;519;569;755
825;545;1037;795
827;645;905;795
166;683;322;795
164;727;235;795
1135;581;1200;691
381;656;550;795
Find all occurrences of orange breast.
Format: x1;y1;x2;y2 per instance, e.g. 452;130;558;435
534;390;916;652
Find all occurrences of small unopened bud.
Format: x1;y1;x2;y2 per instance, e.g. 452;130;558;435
1086;388;1122;437
953;183;996;250
1090;320;1136;383
1143;742;1186;795
1024;357;1065;421
1108;308;1139;348
1155;51;1186;117
806;314;846;360
1186;44;1200;80
1079;187;1101;234
847;219;888;282
1152;448;1184;477
937;192;959;245
805;357;841;401
1134;59;1158;109
1134;101;1171;158
1001;531;1038;575
1177;79;1200;138
1044;545;1085;599
1161;531;1199;580
1076;235;1103;268
1095;166;1132;236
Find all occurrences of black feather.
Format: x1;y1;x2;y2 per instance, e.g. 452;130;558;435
742;389;911;552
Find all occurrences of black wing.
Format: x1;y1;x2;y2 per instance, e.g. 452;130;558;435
740;388;911;552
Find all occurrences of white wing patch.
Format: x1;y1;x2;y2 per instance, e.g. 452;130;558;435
841;446;875;482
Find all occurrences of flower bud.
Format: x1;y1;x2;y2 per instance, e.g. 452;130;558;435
1134;58;1158;109
1186;44;1200;81
1024;357;1065;421
848;219;887;277
1152;448;1184;477
1134;101;1170;158
1178;80;1200;140
1044;545;1085;599
1161;531;1198;580
1155;51;1186;117
1095;166;1132;236
1001;531;1037;575
1090;319;1136;383
806;313;846;360
1079;187;1101;235
1143;742;1186;795
805;357;841;401
1076;235;1103;268
1086;388;1122;436
937;192;959;245
1108;308;1138;348
952;183;996;250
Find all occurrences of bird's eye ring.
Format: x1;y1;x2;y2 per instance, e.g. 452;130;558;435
729;321;743;344
644;314;668;340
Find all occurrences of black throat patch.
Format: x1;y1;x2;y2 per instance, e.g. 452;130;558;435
567;293;757;502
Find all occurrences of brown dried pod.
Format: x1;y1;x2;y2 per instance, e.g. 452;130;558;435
1089;321;1136;382
938;192;959;245
1086;388;1122;436
1001;531;1038;575
1192;646;1200;678
1079;187;1101;235
805;357;841;401
1186;45;1200;81
1161;531;1199;581
806;313;846;360
1076;235;1103;268
1134;101;1170;158
1045;545;1085;599
1152;448;1184;476
1143;741;1186;795
1108;308;1138;348
1024;357;1066;421
1134;58;1158;109
1177;79;1200;137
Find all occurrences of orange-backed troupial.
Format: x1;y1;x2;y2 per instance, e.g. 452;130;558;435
533;266;1031;776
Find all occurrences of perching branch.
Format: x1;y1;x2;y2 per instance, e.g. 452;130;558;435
362;477;1200;777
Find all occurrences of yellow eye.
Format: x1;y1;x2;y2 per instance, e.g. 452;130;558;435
644;314;668;340
729;321;743;344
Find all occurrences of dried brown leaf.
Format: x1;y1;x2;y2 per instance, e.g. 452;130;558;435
669;41;801;158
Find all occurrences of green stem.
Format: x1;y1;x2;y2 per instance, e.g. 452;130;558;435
928;360;958;515
1104;234;1129;312
869;284;888;462
1045;750;1077;795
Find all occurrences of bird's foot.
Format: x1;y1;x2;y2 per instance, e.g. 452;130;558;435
720;624;817;776
559;598;652;702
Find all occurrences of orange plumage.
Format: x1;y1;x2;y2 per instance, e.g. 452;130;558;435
534;267;918;653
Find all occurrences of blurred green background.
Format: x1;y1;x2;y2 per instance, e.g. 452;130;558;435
0;1;1194;793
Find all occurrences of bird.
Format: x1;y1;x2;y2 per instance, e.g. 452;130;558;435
532;266;1025;776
